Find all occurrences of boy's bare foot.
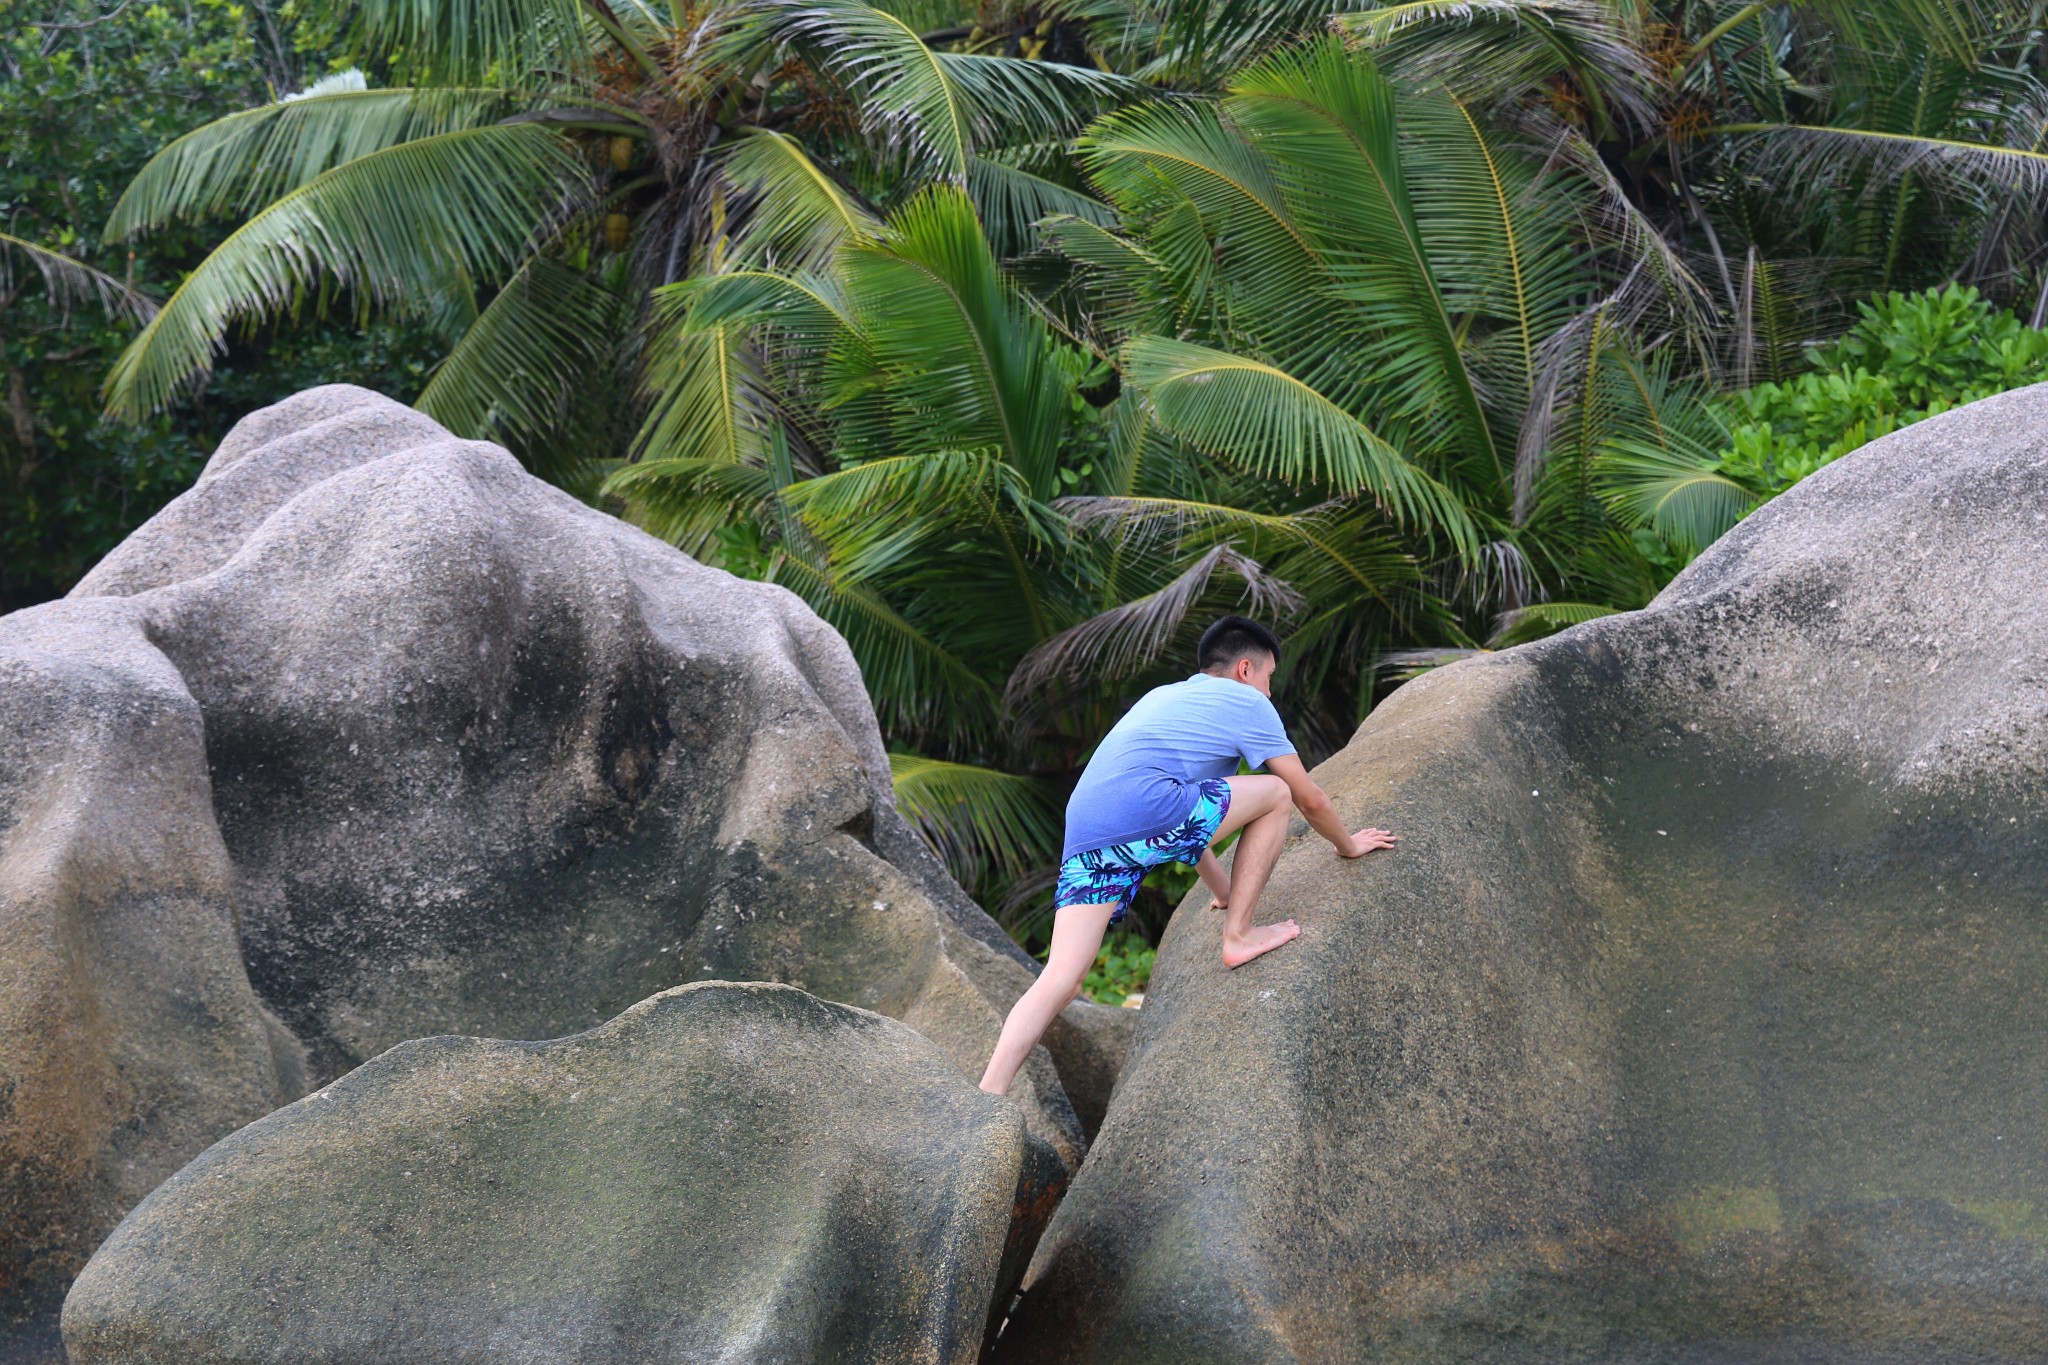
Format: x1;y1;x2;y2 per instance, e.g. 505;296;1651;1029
1222;918;1300;968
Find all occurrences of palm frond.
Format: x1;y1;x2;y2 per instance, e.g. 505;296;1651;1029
1514;279;1666;525
1732;251;1844;388
785;447;1051;537
1404;86;1594;468
1070;0;1330;89
625;269;851;515
1223;38;1500;485
720;129;881;268
1122;335;1480;558
1534;336;1740;559
104;81;527;241
889;753;1060;889
767;546;1001;740
0;232;155;322
968;148;1114;260
602;455;782;545
632;323;779;468
863;0;976;36
1058;492;1312;543
1377;646;1485;681
414;254;624;462
1596;440;1757;552
1079;99;1328;363
1058;494;1430;624
1486;599;1616;646
1802;0;1991;67
649;267;854;338
1718;121;2048;199
101;123;589;420
1035;213;1173;339
347;0;590;81
934;51;1140;144
1335;0;1660;136
1526;111;1714;340
1089;390;1162;496
1005;542;1299;702
831;185;1071;496
768;0;1135;182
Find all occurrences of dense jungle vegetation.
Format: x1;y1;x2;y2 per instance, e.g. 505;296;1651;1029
8;0;2048;953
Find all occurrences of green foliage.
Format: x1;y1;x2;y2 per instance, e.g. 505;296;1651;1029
1063;930;1155;1005
32;0;2048;954
889;752;1062;915
1719;286;2048;497
0;0;443;610
92;0;1131;457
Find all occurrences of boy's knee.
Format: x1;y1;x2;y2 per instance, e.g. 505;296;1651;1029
1238;772;1290;811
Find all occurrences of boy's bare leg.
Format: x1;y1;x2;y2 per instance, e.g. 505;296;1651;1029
979;901;1116;1095
1214;774;1300;968
1196;848;1232;909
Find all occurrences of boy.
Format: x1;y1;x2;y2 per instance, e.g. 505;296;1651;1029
979;616;1396;1096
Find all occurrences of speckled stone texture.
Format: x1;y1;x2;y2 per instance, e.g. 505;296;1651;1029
63;982;1058;1365
1000;384;2048;1362
0;385;1122;1353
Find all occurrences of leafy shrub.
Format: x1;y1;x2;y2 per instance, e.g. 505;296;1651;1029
1719;286;2048;496
1081;933;1155;1006
1032;929;1154;1005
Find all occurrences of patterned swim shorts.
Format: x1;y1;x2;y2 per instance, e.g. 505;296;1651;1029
1054;778;1233;926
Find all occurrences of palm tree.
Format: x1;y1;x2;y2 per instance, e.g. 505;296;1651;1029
1037;36;1731;720
1326;0;2048;556
100;0;2048;943
97;0;1135;486
607;183;1310;933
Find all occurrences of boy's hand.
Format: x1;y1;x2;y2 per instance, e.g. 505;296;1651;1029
1341;827;1397;858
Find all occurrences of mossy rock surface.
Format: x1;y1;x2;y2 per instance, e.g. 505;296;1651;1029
64;981;1057;1365
1003;385;2048;1362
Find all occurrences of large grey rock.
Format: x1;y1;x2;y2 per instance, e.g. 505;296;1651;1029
1002;384;2048;1361
1;385;1120;1351
63;981;1059;1364
0;609;307;1359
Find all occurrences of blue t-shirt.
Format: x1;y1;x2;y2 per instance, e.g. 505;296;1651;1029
1062;673;1296;860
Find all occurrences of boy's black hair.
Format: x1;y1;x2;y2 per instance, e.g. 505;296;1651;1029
1197;615;1282;672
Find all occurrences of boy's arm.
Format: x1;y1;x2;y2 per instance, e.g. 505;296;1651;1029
1264;754;1397;859
1196;849;1232;907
